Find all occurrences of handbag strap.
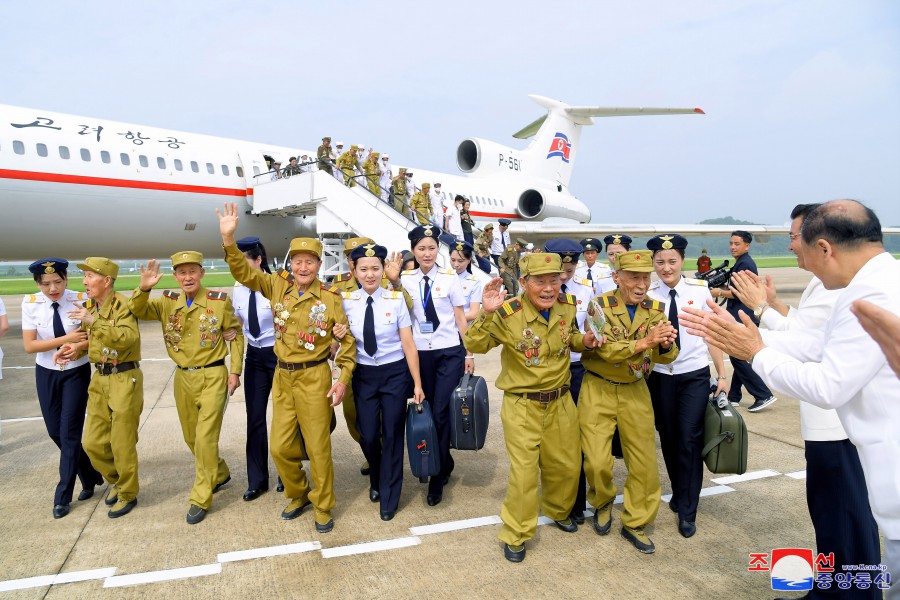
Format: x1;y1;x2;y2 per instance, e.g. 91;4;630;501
701;432;732;458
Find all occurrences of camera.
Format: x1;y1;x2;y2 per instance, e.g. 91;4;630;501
695;259;730;300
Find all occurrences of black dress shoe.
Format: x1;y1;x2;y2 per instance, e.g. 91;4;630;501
276;479;284;493
678;519;697;538
315;518;334;533
105;490;118;506
570;510;585;525
553;518;578;533
668;500;679;513
369;488;380;502
243;487;268;502
53;504;70;519
213;475;231;493
78;488;95;501
503;543;525;563
380;510;395;521
186;504;207;525
360;462;370;476
426;494;442;506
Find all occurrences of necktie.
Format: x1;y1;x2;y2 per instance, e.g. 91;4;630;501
501;233;506;249
669;289;680;350
561;283;568;293
422;276;441;330
364;296;377;356
51;301;66;340
586;268;593;281
248;291;261;338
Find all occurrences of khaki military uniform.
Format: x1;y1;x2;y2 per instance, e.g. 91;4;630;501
317;144;333;175
579;290;679;529
474;231;493;258
362;157;382;197
499;246;520;297
391;175;409;215
336;149;360;187
409;189;433;225
224;243;356;525
82;292;143;503
464;293;586;546
129;286;244;511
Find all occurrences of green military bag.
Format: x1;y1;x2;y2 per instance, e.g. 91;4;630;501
702;394;748;474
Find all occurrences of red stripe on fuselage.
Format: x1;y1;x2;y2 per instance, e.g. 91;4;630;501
0;168;248;197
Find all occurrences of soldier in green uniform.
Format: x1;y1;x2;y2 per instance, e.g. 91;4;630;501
59;257;143;518
464;253;600;562
130;251;245;525
409;182;433;225
579;250;679;554
336;144;360;187
391;167;410;216
363;152;382;197
317;136;334;175
499;238;525;298
218;202;357;533
474;223;494;260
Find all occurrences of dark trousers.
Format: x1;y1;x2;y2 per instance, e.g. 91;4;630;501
728;356;772;403
353;359;411;513
463;231;474;246
35;363;100;505
806;439;881;599
568;362;588;518
244;345;276;490
418;344;465;496
648;367;710;522
491;254;501;269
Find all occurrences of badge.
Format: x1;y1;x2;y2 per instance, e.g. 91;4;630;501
420;321;434;334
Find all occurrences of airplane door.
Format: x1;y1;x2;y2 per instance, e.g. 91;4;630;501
236;149;270;209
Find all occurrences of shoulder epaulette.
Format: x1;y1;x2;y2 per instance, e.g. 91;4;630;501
207;291;227;301
381;290;404;300
497;298;522;318
572;275;589;287
557;293;576;305
84;299;96;310
401;269;417;276
111;296;122;310
163;290;181;300
335;272;352;283
74;292;86;301
465;274;478;281
320;283;340;295
341;291;360;300
276;268;295;285
438;268;455;275
649;281;661;290
684;277;708;287
26;294;44;303
597;272;612;279
234;281;244;288
641;298;665;312
596;294;619;309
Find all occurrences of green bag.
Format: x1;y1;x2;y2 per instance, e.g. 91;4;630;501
702;397;748;475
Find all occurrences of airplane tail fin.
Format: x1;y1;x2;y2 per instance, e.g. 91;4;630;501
514;94;704;188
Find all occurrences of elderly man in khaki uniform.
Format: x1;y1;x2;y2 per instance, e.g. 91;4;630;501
317;136;334;175
499;238;525;298
336;144;361;187
464;253;600;563
218;202;357;533
363;152;382;197
391;167;410;215
130;251;244;525
579;250;679;554
409;183;433;225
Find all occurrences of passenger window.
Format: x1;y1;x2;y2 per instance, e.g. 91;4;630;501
191;161;199;173
13;140;25;155
157;157;166;169
221;164;230;176
101;150;111;163
139;155;149;167
81;148;91;161
253;166;261;176
174;159;183;171
120;153;131;166
36;143;48;157
206;163;215;174
236;166;244;177
59;146;70;159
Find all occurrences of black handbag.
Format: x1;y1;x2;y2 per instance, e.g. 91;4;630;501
450;372;490;451
406;401;441;482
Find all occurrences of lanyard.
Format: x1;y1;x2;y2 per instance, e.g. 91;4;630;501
418;277;434;312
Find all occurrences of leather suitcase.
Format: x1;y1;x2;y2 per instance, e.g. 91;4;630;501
450;373;490;451
702;396;748;475
406;401;441;483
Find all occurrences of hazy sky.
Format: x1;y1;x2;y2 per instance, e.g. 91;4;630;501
2;0;898;225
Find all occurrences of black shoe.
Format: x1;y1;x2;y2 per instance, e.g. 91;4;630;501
108;498;137;518
105;490;118;506
668;500;678;513
570;510;585;525
281;498;311;520
748;396;777;412
592;502;612;535
53;504;70;519
426;494;442;506
369;488;380;503
360;462;370;476
77;488;95;501
380;510;395;521
621;526;656;554
186;504;207;525
242;487;268;502
276;481;284;493
678;519;696;538
553;518;578;533
503;543;525;563
213;475;231;493
315;518;334;533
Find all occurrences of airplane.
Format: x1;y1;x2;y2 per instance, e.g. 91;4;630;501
0;95;722;262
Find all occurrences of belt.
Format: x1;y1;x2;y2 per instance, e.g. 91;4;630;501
586;371;634;386
95;361;139;376
277;358;327;372
177;358;226;371
524;385;570;403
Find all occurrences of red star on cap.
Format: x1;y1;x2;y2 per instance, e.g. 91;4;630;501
545;257;551;263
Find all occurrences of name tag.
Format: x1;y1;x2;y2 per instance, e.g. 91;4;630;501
419;321;434;334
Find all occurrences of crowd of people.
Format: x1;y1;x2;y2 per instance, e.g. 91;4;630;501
8;198;899;594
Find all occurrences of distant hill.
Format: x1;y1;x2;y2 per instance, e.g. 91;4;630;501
698;216;757;225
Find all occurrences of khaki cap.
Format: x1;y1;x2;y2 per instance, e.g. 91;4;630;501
77;257;119;279
520;253;563;277
344;236;375;255
289;238;323;258
171;251;204;268
516;237;528;246
422;183;431;189
483;223;494;230
614;250;654;272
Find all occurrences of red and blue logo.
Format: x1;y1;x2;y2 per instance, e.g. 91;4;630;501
546;132;571;163
770;548;814;592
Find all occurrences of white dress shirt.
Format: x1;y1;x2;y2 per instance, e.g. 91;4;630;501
753;252;900;539
577;262;615;295
342;288;411;366
401;266;465;351
648;277;714;375
457;271;483;309
562;275;594;363
21;289;90;370
232;282;276;348
445;204;463;238
490;229;511;255
758;276;846;442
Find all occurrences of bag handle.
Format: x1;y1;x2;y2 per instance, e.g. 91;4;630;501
702;431;734;458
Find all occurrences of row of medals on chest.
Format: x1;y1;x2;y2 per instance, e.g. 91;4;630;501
165;311;219;352
516;321;572;367
273;300;327;350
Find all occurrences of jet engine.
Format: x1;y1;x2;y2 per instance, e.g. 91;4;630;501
456;138;522;176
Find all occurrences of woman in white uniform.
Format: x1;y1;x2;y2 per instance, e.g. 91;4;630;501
448;240;482;323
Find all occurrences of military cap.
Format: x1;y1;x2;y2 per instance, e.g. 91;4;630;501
77;257;119;279
604;234;633;247
350;144;358;151
401;251;415;264
322;136;331;142
483;222;494;230
344;236;375;255
422;183;431;189
399;167;407;173
614;250;654;273
498;218;512;227
580;238;602;252
350;243;387;262
371;152;380;159
236;236;261;252
29;258;68;275
172;251;204;268
544;238;582;264
646;234;688;252
451;240;474;254
288;237;323;258
515;237;528;247
520;252;563;277
408;224;440;242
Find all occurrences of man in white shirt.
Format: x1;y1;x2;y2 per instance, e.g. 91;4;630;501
444;195;464;241
431;183;445;226
575;238;615;295
490;219;512;268
379;154;392;202
681;200;900;595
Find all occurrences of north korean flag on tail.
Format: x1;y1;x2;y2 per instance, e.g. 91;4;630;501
546;132;572;163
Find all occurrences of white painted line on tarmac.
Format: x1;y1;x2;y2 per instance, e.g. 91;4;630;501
785;470;807;479
217;541;321;563
0;567;116;592
410;515;502;536
699;485;736;497
0;416;44;423
103;563;221;588
711;469;781;485
321;536;421;559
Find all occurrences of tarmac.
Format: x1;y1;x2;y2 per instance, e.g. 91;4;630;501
0;267;889;599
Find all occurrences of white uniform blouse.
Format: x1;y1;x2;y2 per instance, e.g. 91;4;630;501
21;289;90;370
401;266;465;351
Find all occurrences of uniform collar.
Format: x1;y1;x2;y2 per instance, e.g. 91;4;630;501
177;286;209;311
659;276;686;296
522;295;563;329
98;292;117;318
419;266;438;280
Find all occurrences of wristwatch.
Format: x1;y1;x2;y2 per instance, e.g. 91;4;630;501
753;302;769;319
